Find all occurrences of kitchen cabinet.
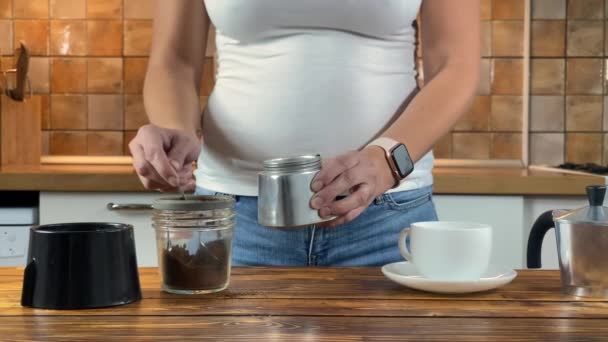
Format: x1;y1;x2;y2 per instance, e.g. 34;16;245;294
39;192;160;266
40;192;593;269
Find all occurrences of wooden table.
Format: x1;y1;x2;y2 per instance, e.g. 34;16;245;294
1;267;608;341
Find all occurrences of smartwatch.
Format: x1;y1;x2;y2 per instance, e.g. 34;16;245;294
366;137;414;188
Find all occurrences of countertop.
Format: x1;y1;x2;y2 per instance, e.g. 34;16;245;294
1;267;608;341
0;164;604;195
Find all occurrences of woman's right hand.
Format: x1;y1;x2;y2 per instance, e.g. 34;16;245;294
129;124;201;192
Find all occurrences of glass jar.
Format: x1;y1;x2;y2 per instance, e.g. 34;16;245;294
152;195;235;294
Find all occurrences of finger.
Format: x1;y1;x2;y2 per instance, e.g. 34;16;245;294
167;135;201;172
137;174;174;192
322;207;366;228
311;168;366;209
143;142;178;187
311;152;359;192
132;143;173;188
324;184;373;217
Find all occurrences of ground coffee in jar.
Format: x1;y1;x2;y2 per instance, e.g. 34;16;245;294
152;195;235;294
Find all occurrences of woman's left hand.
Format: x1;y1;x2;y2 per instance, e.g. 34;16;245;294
310;147;396;227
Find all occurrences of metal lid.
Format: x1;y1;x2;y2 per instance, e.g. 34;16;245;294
263;154;321;171
152;195;235;211
555;186;608;225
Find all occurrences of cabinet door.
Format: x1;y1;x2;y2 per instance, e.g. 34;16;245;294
40;192;161;266
433;195;525;269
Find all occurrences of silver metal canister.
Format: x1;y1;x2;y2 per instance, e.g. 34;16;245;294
258;155;334;227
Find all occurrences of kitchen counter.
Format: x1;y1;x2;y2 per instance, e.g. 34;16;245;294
1;267;608;341
0;164;603;195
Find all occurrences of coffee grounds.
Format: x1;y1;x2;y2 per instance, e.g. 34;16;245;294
162;240;229;290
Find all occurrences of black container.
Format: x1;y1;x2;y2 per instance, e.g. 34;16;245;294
21;223;142;309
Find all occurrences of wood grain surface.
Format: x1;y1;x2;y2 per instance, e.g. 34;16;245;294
1;267;608;341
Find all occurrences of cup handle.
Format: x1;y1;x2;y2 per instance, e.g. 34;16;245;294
399;227;412;261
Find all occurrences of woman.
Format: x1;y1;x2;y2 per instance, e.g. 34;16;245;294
130;0;480;266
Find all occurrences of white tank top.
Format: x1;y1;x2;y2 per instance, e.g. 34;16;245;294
196;0;433;196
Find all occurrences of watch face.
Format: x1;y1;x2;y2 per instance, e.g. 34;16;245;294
391;144;414;178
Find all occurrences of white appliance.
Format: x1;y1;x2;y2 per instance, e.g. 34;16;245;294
0;201;37;267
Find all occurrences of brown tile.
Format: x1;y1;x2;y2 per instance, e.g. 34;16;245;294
491;59;523;95
491;133;522;159
124;94;147;130
480;21;491;57
0;0;12;18
50;20;87;55
40;94;50;129
478;58;491;95
87;58;122;93
454;96;490;131
606;21;608;56
492;0;525;19
530;96;565;131
453;133;491;159
530;133;565;165
566;96;603;131
13;0;48;18
50;58;86;93
14;20;49;55
481;0;492;20
87;131;123;155
605;96;608;131
567;0;604;19
87;0;122;19
492;21;524;57
87;94;123;130
41;130;50;155
566;58;603;95
124;57;148;93
123;130;137;155
87;20;122;56
530;59;565;94
50;94;87;129
491;96;523;131
567;20;604;56
124;20;153;56
50;0;86;18
566;133;602;163
206;24;216;57
433;133;452;159
201;57;215;96
0;20;13;55
50;131;87;155
531;20;566;57
604;134;608;165
532;0;566;19
124;0;153;19
29;57;49;93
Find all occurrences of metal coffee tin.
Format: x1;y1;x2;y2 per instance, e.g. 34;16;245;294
258;154;334;227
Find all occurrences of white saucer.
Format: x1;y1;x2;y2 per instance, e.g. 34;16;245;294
381;262;517;294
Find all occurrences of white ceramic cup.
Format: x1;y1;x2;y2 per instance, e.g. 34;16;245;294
399;222;492;281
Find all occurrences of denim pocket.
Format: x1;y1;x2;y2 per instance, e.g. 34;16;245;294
384;189;432;211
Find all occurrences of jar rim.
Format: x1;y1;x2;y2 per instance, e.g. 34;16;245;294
263;154;321;170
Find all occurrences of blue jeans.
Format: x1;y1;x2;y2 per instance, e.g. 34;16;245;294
196;186;438;266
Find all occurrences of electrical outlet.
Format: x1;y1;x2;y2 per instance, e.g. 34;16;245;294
0;227;28;258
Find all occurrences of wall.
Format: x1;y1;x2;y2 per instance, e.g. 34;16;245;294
529;0;607;165
0;0;214;157
0;0;605;164
434;0;526;160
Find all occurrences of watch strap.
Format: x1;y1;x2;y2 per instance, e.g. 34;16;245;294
366;137;402;188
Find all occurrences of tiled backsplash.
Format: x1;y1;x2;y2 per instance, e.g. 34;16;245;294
529;0;606;165
0;0;605;164
0;0;213;156
434;0;525;160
